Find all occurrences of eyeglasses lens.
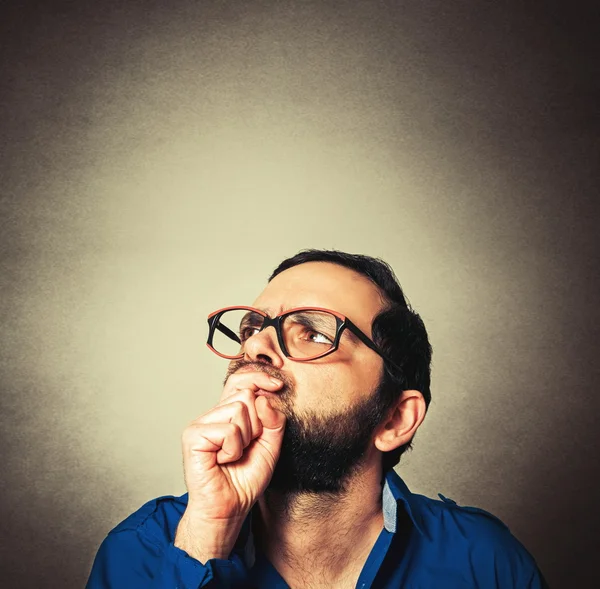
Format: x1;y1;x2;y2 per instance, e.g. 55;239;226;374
212;309;261;358
212;309;337;359
282;310;337;359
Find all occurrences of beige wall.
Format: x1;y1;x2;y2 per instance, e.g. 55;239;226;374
1;2;598;587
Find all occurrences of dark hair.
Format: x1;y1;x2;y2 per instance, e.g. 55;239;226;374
268;249;432;473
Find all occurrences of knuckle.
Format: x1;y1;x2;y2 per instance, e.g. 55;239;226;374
238;388;256;404
225;422;240;437
230;400;247;413
181;425;198;446
226;372;244;386
234;399;249;417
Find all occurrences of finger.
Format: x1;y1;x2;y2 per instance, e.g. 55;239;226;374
232;389;263;441
198;389;262;442
216;388;264;440
216;423;244;464
254;395;286;457
221;371;283;401
183;422;244;466
195;399;253;447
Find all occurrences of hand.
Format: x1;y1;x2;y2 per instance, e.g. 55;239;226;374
174;371;286;562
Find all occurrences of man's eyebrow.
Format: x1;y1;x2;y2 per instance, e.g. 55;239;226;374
240;311;262;324
291;310;332;327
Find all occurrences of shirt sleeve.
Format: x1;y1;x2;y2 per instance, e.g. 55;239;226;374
86;527;252;589
526;566;551;589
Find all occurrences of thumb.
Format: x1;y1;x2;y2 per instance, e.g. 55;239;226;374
255;395;286;447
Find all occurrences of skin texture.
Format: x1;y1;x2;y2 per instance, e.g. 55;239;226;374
174;262;427;587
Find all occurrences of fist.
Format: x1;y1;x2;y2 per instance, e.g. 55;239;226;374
178;370;286;528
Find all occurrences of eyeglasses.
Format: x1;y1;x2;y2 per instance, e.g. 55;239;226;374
206;305;401;370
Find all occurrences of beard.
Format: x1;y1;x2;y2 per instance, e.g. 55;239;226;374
268;385;391;494
225;360;393;495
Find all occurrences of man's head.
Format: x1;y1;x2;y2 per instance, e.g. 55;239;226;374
222;249;432;494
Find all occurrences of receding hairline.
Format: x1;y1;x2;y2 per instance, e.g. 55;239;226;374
267;260;393;311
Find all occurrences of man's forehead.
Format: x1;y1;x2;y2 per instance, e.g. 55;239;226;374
252;262;385;324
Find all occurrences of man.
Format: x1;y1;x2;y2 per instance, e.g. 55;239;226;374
87;249;548;588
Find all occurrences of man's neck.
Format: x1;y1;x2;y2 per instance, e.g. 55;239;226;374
254;462;385;588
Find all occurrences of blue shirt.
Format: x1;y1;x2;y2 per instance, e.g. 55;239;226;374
87;470;548;588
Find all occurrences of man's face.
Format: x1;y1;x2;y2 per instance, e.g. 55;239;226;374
224;262;393;494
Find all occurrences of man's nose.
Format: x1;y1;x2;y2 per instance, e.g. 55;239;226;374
243;324;284;367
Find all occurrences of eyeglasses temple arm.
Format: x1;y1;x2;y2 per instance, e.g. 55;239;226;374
216;322;241;344
345;320;404;375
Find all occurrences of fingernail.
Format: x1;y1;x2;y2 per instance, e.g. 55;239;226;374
270;377;282;385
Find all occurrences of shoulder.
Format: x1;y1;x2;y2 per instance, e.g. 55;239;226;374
108;493;189;546
416;492;512;537
408;492;543;585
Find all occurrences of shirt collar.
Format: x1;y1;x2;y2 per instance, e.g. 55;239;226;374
236;469;425;567
383;469;426;537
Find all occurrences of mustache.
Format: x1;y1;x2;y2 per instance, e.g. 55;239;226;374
225;359;294;397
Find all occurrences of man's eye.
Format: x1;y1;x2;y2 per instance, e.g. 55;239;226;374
306;330;333;345
240;327;260;341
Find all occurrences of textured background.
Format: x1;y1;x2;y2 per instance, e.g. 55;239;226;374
1;1;598;587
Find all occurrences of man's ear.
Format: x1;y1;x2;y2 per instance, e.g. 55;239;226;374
374;390;427;453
